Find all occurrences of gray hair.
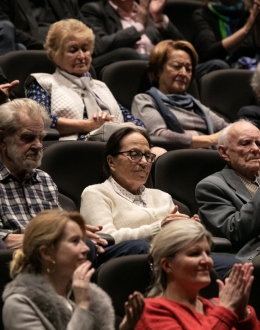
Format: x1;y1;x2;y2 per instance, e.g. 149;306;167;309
148;220;212;297
0;98;50;136
251;62;260;101
218;119;256;146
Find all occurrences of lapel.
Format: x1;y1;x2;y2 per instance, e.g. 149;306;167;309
17;1;41;38
105;1;124;30
220;166;252;202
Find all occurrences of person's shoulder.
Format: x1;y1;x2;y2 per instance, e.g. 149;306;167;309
82;180;111;195
146;188;171;199
92;78;109;89
197;169;226;188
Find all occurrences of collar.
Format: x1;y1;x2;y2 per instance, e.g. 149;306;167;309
108;176;147;205
0;161;40;184
235;171;260;186
109;0;138;18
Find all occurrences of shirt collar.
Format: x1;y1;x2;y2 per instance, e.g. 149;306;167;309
0;161;40;184
108;176;147;206
109;0;138;18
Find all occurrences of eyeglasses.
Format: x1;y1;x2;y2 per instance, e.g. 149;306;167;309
116;150;156;163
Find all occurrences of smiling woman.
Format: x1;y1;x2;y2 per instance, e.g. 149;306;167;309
131;40;229;149
136;220;260;330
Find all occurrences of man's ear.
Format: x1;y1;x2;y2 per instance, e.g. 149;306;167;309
218;145;230;162
107;155;116;173
0;130;6;148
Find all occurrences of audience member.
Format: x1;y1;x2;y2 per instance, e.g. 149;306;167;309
237;62;260;127
2;209;144;330
192;0;260;68
26;19;144;141
0;0;82;53
81;127;240;280
196;120;260;262
131;40;228;149
0;98;150;265
80;0;233;80
136;220;259;329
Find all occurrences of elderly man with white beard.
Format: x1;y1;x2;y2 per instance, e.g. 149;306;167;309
0;98;59;249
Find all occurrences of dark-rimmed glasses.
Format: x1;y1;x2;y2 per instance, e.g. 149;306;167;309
116;150;156;163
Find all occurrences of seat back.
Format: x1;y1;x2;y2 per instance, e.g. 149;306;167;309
0;250;14;330
154;149;226;215
0;50;96;98
200;69;256;122
41;141;154;211
165;0;205;41
101;60;199;110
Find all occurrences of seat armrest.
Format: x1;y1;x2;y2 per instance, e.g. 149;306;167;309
99;233;115;246
43;128;60;141
211;237;232;252
150;136;175;151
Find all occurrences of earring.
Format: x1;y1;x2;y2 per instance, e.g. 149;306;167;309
46;260;56;274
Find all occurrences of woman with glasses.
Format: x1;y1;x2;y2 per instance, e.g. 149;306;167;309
80;126;195;245
80;127;240;280
132;40;228;149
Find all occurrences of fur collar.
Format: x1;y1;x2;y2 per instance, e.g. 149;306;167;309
3;272;115;330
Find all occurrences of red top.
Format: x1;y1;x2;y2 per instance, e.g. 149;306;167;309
136;296;260;330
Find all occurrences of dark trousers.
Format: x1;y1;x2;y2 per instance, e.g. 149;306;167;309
210;252;242;280
86;238;150;268
0;21;26;56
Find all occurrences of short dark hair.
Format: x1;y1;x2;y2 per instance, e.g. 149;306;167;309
103;127;152;178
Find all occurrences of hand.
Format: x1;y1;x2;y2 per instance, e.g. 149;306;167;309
149;0;166;23
217;263;254;318
119;292;145;330
85;224;108;254
4;234;24;249
72;260;95;310
244;1;260;31
137;0;150;27
86;111;115;132
161;205;190;227
191;214;201;223
0;80;19;96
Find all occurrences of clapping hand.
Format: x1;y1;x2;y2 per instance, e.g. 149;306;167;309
119;292;145;330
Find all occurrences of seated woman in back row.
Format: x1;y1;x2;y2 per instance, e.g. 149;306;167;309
131;40;228;149
25;19;143;141
80;127;240;280
136;220;259;329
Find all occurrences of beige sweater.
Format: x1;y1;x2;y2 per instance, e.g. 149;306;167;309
80;180;174;243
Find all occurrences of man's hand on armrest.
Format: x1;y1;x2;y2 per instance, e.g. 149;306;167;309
4;234;24;249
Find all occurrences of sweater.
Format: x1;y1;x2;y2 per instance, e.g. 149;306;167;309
2;272;115;330
131;93;228;149
80;180;174;244
136;296;260;330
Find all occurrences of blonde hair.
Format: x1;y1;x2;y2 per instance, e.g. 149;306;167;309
45;19;95;64
10;210;86;278
0;98;50;136
148;220;211;297
148;40;198;87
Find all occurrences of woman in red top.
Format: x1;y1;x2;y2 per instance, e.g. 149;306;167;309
136;220;260;329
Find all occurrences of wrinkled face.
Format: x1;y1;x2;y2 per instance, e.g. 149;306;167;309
219;122;260;179
158;49;192;95
4;111;45;175
165;237;213;291
107;132;153;194
56;38;92;76
54;220;89;278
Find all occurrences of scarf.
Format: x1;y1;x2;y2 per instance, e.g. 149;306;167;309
58;68;110;118
208;0;245;39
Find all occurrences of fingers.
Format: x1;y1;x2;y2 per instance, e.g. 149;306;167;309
191;214;201;222
9;80;19;88
125;292;145;325
73;260;94;281
93;111;114;121
170;205;178;214
85;224;102;233
86;230;101;240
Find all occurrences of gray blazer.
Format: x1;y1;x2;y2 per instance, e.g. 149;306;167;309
196;166;260;262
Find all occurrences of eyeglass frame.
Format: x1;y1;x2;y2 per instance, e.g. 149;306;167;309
115;149;156;163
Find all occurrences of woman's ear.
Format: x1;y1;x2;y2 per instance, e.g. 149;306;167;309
107;155;116;173
39;245;55;263
160;257;174;275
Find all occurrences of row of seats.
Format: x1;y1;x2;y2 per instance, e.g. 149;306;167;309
0;50;256;125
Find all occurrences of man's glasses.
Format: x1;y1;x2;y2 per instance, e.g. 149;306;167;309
116;150;156;163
